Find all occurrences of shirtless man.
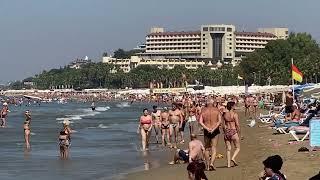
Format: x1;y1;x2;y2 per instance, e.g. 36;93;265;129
187;134;207;180
244;96;250;117
160;107;170;146
188;102;198;136
169;103;183;148
151;105;161;144
248;95;255;119
199;99;222;171
179;104;187;144
0;102;10;127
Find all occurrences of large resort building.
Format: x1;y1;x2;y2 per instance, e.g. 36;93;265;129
103;25;288;72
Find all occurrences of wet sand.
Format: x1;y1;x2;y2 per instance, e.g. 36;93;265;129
124;109;320;180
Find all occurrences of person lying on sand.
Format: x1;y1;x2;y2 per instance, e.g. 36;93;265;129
168;149;189;165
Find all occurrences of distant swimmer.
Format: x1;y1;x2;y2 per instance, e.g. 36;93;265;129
199;99;221;171
91;102;96;111
137;108;152;151
151;105;161;144
1;102;10;127
24;110;32;149
160;107;170;146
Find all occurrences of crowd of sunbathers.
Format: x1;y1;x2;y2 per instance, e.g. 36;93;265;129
258;89;320;142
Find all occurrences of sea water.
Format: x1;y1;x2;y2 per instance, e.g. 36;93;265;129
0;102;166;180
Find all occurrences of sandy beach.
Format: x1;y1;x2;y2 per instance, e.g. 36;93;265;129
124;109;320;180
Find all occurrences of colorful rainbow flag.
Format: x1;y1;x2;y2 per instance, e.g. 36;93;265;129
292;64;303;82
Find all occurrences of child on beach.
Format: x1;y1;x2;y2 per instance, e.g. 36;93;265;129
259;155;286;180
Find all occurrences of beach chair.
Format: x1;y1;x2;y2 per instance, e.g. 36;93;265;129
289;130;310;142
276;127;289;134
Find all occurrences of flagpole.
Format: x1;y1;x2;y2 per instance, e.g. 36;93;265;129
291;58;295;101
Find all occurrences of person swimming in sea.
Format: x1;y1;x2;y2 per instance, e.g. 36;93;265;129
91;102;96;111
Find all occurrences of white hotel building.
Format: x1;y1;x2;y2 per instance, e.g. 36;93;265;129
103;25;288;72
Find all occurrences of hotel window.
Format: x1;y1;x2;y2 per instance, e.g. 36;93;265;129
227;28;232;32
229;47;232;49
203;27;208;31
203;47;205;49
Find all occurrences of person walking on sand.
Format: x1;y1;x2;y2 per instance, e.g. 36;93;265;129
24;110;32;149
222;102;240;168
160;107;170;146
188;101;198;136
151;105;161;144
169;103;183;148
137;108;152;151
199;99;221;171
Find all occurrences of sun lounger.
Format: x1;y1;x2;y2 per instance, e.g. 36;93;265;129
276;127;289;134
289;130;310;142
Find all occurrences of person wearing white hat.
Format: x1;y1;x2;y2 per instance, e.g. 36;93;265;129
0;102;10;127
60;118;73;158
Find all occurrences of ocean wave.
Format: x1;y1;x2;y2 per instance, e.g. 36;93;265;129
56;106;109;121
116;102;131;108
88;124;109;129
95;106;110;112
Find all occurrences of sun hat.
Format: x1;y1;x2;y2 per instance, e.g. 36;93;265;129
62;119;70;126
3;102;8;106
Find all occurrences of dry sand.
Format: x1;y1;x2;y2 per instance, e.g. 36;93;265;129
124;110;320;180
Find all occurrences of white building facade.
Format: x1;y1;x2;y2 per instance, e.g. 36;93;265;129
103;25;289;72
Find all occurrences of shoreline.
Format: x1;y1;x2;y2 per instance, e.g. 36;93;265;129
123;109;320;180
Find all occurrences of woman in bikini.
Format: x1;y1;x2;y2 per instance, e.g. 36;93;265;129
137;108;152;151
24;110;31;149
222;101;241;168
1;102;10;127
61;119;73;158
59;131;70;159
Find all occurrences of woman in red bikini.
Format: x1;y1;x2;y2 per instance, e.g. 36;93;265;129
137;108;152;151
222;101;241;168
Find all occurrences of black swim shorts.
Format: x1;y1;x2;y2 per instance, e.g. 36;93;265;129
203;128;220;148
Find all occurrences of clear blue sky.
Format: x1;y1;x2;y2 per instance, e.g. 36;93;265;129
0;0;319;82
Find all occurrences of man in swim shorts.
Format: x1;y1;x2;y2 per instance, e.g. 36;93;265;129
199;99;221;171
169;103;183;148
160;107;170;146
151;105;161;144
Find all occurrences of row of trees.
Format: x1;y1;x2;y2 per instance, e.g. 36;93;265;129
240;33;320;85
10;33;320;90
29;63;242;90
